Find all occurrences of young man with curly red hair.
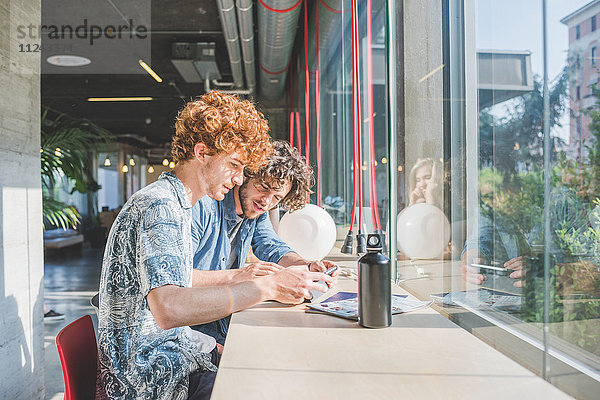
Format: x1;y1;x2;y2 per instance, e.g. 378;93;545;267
96;92;333;400
189;140;337;344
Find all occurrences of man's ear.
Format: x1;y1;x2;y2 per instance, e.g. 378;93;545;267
194;143;207;161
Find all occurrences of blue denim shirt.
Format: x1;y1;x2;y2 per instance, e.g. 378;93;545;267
190;190;291;343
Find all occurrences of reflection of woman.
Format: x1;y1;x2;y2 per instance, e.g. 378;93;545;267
408;158;442;208
403;158;452;259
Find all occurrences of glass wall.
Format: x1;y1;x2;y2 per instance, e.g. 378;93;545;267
417;1;598;398
290;1;599;397
291;0;390;240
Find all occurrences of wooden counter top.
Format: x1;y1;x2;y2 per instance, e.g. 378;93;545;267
211;257;571;399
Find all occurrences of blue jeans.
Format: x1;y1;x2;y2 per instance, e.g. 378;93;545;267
191;315;230;345
187;347;221;400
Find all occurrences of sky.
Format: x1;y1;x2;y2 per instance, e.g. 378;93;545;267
476;0;592;141
477;0;590;81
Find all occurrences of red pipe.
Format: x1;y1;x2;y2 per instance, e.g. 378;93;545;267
295;109;301;151
303;0;310;203
349;0;358;231
296;59;302;153
289;64;295;148
315;1;322;207
366;0;381;230
352;0;363;230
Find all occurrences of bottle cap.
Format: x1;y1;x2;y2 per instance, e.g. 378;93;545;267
366;233;383;252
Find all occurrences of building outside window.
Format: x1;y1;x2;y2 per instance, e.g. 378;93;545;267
592;46;597;66
592;15;597;31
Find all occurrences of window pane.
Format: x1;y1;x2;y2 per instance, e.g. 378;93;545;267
440;1;600;397
297;0;390;248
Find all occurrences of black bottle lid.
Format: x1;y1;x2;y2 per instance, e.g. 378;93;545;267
366;233;383;253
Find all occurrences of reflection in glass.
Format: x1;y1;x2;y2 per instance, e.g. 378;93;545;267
453;0;600;392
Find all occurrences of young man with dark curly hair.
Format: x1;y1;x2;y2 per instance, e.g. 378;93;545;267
96;93;333;400
189;140;337;344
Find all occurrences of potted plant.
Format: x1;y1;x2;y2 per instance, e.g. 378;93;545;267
41;109;112;240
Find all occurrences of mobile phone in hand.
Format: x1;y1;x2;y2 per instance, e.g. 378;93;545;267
306;266;338;303
325;266;338;276
470;263;510;277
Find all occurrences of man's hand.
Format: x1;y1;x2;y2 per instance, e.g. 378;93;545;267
232;262;284;283
460;250;485;285
279;253;338;285
266;266;334;304
308;259;335;272
504;256;525;288
308;260;338;287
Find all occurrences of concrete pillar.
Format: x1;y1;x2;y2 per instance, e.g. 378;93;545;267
403;0;444;188
0;0;45;398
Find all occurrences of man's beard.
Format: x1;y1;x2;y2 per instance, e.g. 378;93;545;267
238;183;253;218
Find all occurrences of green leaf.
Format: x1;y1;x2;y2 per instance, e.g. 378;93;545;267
42;195;81;230
40;109;113;226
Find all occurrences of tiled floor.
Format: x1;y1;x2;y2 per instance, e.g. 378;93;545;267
43;246;103;400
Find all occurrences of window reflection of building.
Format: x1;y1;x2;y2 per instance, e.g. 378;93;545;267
455;3;600;395
561;1;600;157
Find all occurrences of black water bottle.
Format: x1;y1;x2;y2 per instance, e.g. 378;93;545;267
358;234;392;328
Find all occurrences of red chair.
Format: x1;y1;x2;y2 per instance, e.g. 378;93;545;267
56;315;98;400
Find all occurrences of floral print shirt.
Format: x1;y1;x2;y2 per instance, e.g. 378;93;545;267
96;172;216;400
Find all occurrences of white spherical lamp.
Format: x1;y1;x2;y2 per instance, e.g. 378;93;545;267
397;203;450;259
278;204;337;261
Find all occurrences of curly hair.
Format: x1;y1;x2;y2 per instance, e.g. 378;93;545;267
245;141;314;212
172;91;272;172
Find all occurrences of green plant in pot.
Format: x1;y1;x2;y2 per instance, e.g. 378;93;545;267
41;109;112;247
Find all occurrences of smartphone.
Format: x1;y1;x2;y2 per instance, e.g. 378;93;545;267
305;266;337;303
470;263;511;277
324;266;338;276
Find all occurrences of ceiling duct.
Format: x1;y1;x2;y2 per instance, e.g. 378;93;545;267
171;42;222;83
236;0;256;93
304;0;386;90
306;0;350;70
257;0;303;101
216;0;245;88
